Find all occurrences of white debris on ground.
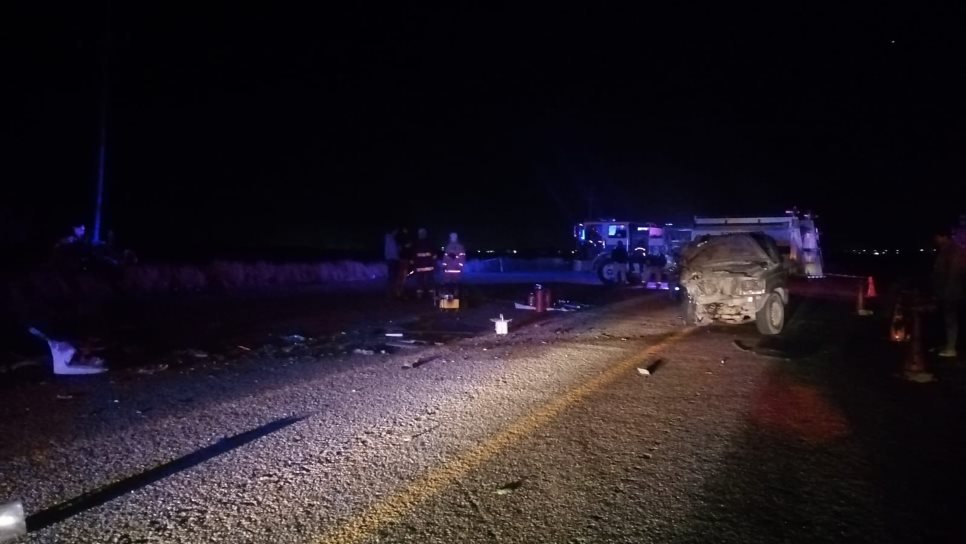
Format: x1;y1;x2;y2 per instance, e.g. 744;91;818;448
26;327;107;375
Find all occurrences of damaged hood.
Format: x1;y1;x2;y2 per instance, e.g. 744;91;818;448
681;234;777;274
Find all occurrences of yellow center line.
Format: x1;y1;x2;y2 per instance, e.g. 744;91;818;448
315;328;694;544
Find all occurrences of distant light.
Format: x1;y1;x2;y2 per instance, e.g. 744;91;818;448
890;39;896;44
665;223;673;226
511;250;518;254
873;251;880;256
920;248;925;252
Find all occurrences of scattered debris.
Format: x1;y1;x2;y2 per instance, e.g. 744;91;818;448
554;299;591;311
186;349;209;359
643;358;664;375
720;357;729;365
404;355;440;369
732;339;753;352
637;368;651;376
236;345;252;352
55;394;74;400
280;334;307;345
1;358;42;372
353;348;375;356
408;420;441;439
136;363;169;375
27;327;108;375
385;341;420;350
494;478;526;495
384;333;404;338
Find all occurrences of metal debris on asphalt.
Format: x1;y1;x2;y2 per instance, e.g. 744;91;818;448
494;478;526;495
403;355;440;369
732;339;753;352
280;334;308;344
645;358;664;375
136;363;169;375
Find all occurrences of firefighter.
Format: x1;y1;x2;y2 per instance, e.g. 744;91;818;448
611;240;629;285
413;228;436;299
442;232;466;297
384;227;401;299
396;227;415;299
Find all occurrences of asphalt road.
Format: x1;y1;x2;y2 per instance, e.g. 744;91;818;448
2;286;964;543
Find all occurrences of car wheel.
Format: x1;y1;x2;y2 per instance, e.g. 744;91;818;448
756;292;785;335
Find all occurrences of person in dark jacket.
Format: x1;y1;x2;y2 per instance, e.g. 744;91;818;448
413;228;436;299
611;240;629;285
933;226;965;357
395;227;415;299
384;227;401;299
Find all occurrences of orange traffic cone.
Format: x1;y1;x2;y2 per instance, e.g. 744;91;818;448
866;276;877;298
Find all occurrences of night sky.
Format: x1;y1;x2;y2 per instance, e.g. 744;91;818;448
3;3;965;257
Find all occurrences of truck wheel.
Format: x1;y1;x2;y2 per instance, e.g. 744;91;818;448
597;259;618;284
756;292;785;335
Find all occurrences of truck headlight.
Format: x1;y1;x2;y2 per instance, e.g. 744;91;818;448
737;279;766;295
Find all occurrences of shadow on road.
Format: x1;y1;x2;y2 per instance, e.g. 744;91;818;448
669;296;966;544
25;414;306;533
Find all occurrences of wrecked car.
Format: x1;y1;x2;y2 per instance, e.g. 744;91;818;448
679;233;788;335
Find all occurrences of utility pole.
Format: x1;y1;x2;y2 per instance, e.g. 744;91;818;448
92;2;111;244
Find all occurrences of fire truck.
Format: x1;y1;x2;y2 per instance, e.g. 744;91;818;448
575;210;824;284
689;211;824;278
573;220;692;284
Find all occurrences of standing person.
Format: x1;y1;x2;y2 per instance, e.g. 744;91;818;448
384;227;400;299
611;240;629;285
442;232;466;296
52;223;92;272
413;228;436;299
932;226;966;357
396;227;415;299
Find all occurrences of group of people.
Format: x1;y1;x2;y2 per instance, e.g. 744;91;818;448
51;223;137;274
384;227;466;300
609;241;668;285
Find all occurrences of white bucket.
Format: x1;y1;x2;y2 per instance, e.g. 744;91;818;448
491;314;511;335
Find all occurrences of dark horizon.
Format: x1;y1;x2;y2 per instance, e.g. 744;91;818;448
3;3;965;256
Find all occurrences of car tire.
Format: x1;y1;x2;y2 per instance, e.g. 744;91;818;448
756;292;785;335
